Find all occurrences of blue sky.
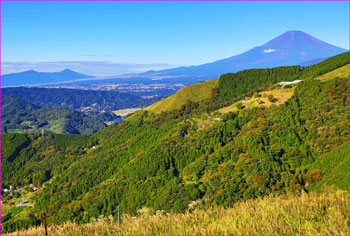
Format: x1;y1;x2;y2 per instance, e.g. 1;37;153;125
1;1;349;76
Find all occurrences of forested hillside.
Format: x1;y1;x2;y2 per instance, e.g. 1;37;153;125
1;53;349;233
1;87;162;134
218;52;349;100
1;96;106;134
1;87;162;112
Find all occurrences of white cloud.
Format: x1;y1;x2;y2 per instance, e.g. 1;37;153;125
263;49;277;53
1;61;177;76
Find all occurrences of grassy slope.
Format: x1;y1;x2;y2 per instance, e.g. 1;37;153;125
310;64;349;191
307;143;349;191
145;79;218;113
315;64;349;81
8;189;348;235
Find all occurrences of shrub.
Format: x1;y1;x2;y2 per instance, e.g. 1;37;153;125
305;169;324;184
267;95;277;102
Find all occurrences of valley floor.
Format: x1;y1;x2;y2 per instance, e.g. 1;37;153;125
8;188;349;235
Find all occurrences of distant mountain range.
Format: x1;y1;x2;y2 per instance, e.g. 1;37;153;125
1;69;94;87
1;31;347;87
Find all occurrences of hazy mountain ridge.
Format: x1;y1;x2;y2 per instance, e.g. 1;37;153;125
1;69;94;87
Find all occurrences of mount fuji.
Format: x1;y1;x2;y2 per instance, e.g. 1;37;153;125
141;30;348;82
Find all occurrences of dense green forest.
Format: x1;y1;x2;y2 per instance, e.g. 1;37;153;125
1;54;349;233
1;87;162;112
1;96;106;134
219;52;349;100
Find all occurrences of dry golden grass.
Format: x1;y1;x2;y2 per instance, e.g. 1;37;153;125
34;189;43;195
259;87;295;107
145;79;219;113
218;87;295;114
9;189;349;235
218;101;240;113
112;108;142;116
315;64;349;82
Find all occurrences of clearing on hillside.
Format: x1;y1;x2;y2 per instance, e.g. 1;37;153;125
112;108;142;117
218;87;295;113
